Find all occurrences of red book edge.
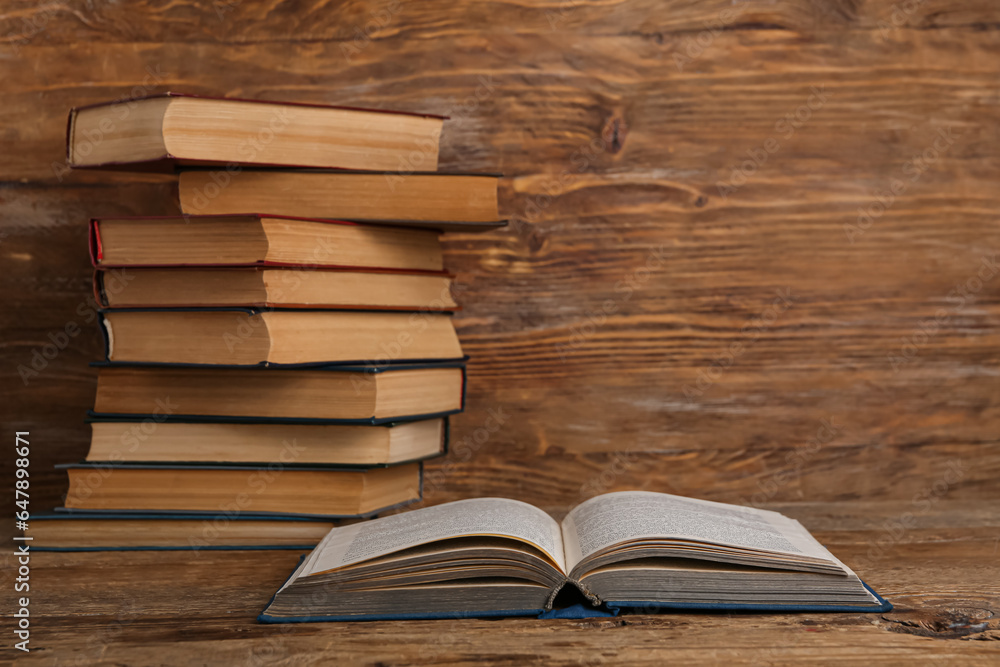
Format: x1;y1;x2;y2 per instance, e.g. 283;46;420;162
89;218;103;265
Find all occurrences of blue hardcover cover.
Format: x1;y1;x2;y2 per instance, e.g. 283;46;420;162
257;555;543;623
259;608;545;623
50;503;416;521
90;359;469;372
603;580;892;614
58;461;413;473
86;409;461;427
257;559;891;623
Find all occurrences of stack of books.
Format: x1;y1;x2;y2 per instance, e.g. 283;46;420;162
30;94;503;550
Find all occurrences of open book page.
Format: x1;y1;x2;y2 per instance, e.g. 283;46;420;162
561;491;842;574
298;498;566;581
778;516;859;574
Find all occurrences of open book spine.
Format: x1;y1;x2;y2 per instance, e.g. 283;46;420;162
544;579;603;609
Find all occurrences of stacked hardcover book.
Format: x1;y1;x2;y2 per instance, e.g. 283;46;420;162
30;94;503;550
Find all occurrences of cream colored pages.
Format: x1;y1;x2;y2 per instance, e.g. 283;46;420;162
294;498;565;587
779;517;859;576
561;491;842;575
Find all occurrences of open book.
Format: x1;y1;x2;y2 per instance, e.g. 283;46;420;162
260;492;890;621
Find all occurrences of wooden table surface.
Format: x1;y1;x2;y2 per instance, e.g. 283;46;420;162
1;0;999;664
2;501;997;665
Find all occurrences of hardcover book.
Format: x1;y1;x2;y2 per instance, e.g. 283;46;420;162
95;266;458;311
98;308;463;366
68;93;445;171
26;513;344;551
86;417;449;466
90;361;466;424
89;215;448;271
178;170;501;224
60;462;423;517
260;492;891;621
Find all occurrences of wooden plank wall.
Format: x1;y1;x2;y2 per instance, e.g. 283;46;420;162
1;0;998;516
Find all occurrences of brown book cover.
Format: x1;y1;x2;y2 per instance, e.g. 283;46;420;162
67;92;447;172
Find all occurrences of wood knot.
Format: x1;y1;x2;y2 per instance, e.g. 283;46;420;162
526;229;546;254
601;114;628;154
882;604;997;639
694;195;707;208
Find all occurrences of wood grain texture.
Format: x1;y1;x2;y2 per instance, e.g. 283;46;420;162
0;0;998;662
1;0;999;44
2;502;998;665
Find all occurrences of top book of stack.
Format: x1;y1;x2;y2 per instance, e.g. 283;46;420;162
67;93;447;172
67;94;504;231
